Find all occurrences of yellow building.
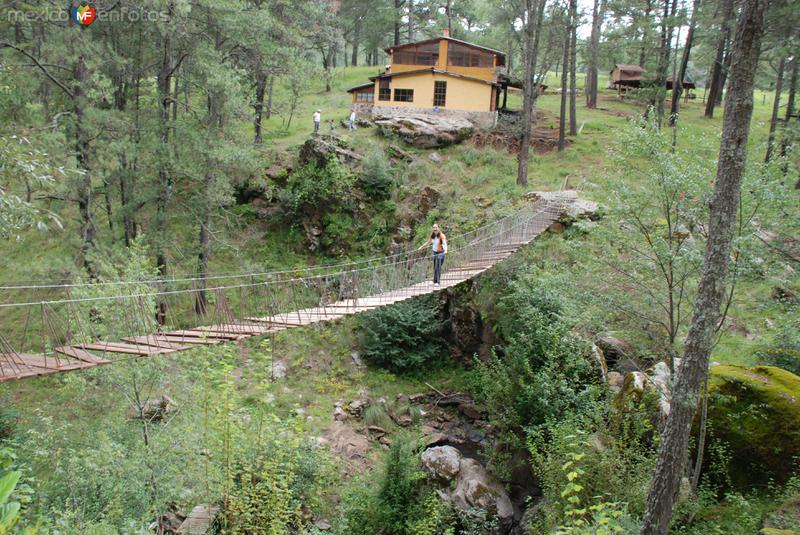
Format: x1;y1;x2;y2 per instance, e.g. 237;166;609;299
348;31;507;125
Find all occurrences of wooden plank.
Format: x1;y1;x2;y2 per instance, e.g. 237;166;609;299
178;504;219;534
198;324;276;334
13;353;92;371
54;346;111;364
120;337;193;351
151;335;221;345
75;342;171;356
165;330;247;341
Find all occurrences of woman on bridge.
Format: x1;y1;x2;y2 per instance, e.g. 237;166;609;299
418;223;448;288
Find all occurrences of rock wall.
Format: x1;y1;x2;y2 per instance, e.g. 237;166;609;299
370;105;498;128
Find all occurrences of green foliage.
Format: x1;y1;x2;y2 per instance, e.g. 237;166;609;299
378;436;427;534
756;312;800;375
359;149;396;200
530;424;651;533
72;238;159;341
285;155;355;215
0;404;17;444
0;135;64;241
472;270;599;441
337;436;440;535
358;295;449;373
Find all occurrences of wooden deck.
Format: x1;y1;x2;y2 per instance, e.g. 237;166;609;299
0;200;563;382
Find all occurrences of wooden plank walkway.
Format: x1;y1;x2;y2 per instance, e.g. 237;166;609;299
0;199;565;382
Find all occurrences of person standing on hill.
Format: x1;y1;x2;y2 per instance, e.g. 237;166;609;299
349;108;357;130
313;109;321;133
418;223;448;287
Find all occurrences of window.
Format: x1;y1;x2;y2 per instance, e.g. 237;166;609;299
393;88;414;102
379;80;391;101
393;42;440;66
433;81;447;107
355;89;374;103
447;42;493;68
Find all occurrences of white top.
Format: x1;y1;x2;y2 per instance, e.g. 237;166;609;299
313;112;321;122
431;236;447;254
349;111;356;121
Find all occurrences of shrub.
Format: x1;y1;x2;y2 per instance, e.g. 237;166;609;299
757;313;800;375
473;270;599;439
0;404;17;443
284;155;355;216
358;295;449;373
377;436;427;535
359;149;395;200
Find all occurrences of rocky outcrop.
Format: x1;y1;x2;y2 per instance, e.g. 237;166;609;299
374;113;474;148
421;445;462;481
420;447;514;527
299;135;363;167
452;458;515;524
706;365;800;488
129;395;176;422
524;189;600;226
324;421;369;464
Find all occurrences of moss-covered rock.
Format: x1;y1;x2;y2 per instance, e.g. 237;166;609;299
706;365;800;489
761;495;800;534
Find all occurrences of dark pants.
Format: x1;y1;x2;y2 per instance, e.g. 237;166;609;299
314;121;320;133
433;252;446;284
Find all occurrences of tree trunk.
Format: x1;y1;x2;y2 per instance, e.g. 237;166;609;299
704;0;734;118
669;0;699;125
265;75;275;120
351;17;361;66
586;0;606;108
639;0;768;531
155;6;174;325
407;0;414;42
517;0;546;186
653;0;679;127
254;73;266;144
394;0;403;45
558;2;572;151
765;57;786;162
73;54;96;274
446;0;453;35
639;0;653;68
568;0;578;136
780;57;798;160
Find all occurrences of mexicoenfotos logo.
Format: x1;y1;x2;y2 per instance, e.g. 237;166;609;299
71;3;97;27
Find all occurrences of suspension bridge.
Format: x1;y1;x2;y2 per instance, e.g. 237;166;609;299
0;193;578;383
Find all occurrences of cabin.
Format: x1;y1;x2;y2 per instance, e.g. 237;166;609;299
347;30;507;127
665;75;697;90
608;64;646;93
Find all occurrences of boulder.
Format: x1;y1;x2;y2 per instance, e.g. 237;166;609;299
594;334;636;366
452;458;514;524
374;113;474;148
386;144;413;161
524;190;600;222
607;371;624;393
704;365;800;488
325;421;369;463
299;135;363;167
421;445;462;482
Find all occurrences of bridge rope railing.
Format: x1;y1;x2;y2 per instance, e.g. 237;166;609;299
0;196;570;381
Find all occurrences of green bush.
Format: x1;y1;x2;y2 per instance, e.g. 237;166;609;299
359;149;396;200
0;404;17;443
473;270;599;438
358;295;449;373
757;313;800;375
284;155;355;216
